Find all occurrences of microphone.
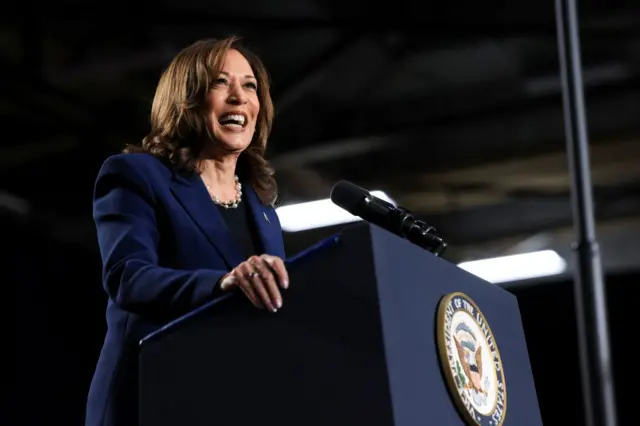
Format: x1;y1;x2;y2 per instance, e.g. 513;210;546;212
330;180;447;256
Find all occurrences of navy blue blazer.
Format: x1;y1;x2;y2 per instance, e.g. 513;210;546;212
85;152;286;426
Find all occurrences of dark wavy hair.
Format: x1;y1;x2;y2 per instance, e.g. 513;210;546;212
124;36;277;205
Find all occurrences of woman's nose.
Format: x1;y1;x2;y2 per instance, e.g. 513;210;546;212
227;82;247;104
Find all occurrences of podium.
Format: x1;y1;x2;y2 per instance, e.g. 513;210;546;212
138;223;542;426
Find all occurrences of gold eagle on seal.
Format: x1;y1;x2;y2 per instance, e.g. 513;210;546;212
454;322;487;395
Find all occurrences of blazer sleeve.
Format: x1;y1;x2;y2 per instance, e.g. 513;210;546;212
93;155;227;315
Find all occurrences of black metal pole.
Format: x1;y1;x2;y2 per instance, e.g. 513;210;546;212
554;1;617;426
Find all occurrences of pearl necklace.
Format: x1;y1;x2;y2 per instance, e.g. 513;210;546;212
205;175;242;209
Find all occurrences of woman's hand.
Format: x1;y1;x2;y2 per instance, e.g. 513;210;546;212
220;254;289;312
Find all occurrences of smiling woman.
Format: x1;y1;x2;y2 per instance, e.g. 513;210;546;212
124;36;276;205
85;36;290;426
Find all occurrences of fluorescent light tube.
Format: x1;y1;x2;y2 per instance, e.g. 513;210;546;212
458;249;567;284
277;191;395;232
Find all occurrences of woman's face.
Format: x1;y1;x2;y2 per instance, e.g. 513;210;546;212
205;48;260;153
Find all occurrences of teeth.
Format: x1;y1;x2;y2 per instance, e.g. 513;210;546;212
220;114;245;125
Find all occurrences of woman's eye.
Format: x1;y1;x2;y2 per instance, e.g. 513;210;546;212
244;82;257;90
214;78;228;85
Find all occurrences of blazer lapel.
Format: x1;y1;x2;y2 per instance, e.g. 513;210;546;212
244;183;286;259
169;172;245;269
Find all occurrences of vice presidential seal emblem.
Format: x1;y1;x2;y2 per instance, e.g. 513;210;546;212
436;292;507;426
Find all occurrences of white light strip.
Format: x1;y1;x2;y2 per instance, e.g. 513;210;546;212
276;191;395;232
458;250;567;284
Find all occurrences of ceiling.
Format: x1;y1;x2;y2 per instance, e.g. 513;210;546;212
2;1;639;274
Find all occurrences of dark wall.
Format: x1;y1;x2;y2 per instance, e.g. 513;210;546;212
10;211;637;425
12;211;106;426
513;272;637;425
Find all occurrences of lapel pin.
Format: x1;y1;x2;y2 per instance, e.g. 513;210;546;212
263;212;271;224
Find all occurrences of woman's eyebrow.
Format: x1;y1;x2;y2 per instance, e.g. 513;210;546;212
219;71;256;80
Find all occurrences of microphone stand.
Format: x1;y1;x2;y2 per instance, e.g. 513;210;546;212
389;206;448;256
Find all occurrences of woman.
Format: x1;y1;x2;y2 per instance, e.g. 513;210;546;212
85;36;290;426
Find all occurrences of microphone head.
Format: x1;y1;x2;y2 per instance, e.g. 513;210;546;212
330;180;370;213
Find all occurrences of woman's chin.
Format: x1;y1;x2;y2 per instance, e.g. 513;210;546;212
217;137;252;153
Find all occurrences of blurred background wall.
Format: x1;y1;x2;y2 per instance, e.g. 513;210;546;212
8;1;640;425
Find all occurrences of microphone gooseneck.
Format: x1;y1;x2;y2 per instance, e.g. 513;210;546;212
330;180;447;256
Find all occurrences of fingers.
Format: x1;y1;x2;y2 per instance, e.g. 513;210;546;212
232;273;264;310
248;258;282;312
220;273;237;292
230;255;290;313
260;254;289;289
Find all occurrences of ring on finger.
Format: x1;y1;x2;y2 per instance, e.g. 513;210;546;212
247;271;259;279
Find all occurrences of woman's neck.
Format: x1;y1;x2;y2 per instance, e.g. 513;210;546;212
199;156;239;200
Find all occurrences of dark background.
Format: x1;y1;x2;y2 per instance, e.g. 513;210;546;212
8;1;640;424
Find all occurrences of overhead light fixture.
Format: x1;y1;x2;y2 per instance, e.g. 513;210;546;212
276;191;395;232
457;249;567;284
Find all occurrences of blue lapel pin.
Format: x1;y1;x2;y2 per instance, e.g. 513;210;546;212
263;211;271;224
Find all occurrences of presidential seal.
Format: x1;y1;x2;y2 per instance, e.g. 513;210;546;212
436;292;506;426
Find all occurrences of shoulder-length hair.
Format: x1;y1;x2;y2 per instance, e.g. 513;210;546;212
124;36;277;205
